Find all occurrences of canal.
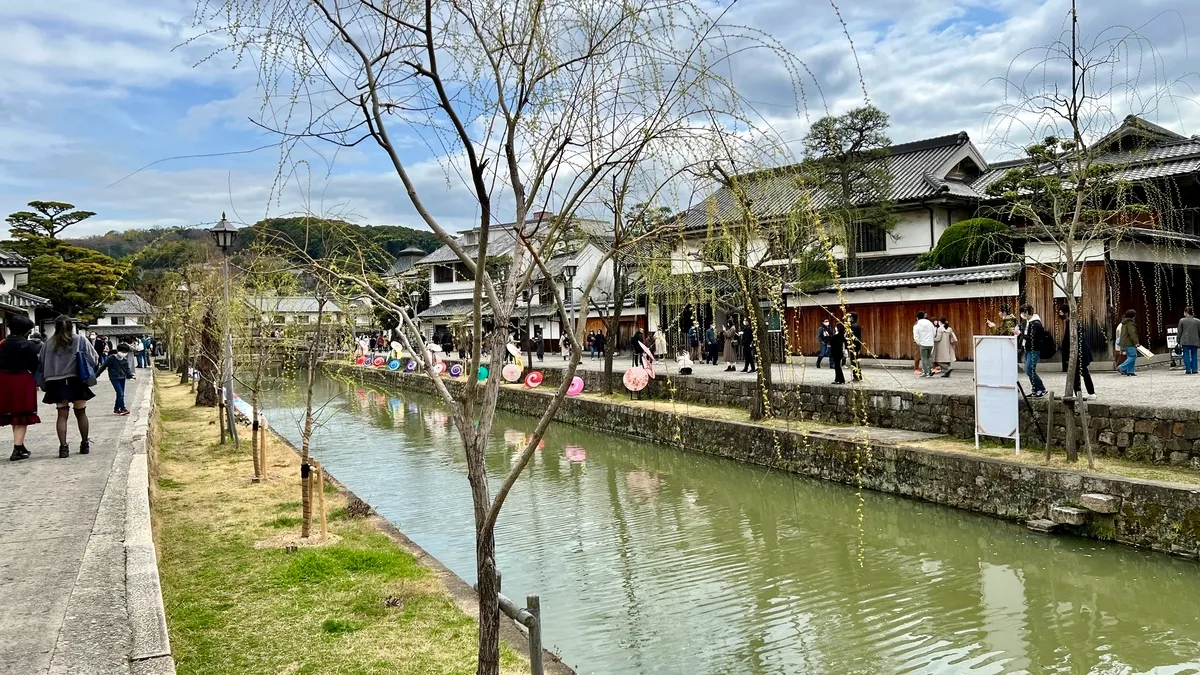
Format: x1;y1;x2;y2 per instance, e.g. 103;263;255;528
260;373;1200;674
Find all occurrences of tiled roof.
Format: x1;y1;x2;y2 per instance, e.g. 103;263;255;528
677;132;983;230
4;289;51;308
418;298;479;320
0;249;29;267
416;217;609;266
248;296;342;314
797;262;1022;293
103;291;155;316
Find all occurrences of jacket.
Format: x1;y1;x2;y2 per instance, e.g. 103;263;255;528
1022;315;1046;353
1178;316;1200;347
912;319;936;347
96;353;135;381
1117;318;1139;348
828;324;846;358
0;335;41;374
38;334;99;383
933;325;957;363
1060;321;1093;367
817;324;831;345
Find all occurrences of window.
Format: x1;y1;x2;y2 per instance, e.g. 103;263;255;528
854;223;887;253
434;265;454;283
454;263;475;282
295;315;310;324
538;280;553;305
111;316;126;326
272;314;285;325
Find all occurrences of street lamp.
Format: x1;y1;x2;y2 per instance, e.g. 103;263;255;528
563;264;578;358
208;213;239;446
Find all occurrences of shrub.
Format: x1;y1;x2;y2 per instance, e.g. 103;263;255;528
917;218;1014;270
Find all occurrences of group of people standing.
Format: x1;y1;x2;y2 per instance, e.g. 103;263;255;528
911;312;959;378
1;316;150;462
816;313;864;384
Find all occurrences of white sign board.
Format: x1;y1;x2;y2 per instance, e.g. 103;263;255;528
974;335;1020;454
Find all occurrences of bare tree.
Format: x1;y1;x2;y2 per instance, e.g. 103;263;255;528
986;0;1192;466
198;0;817;670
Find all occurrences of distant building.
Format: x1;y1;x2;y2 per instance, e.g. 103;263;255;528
246;296;343;327
0;249;53;338
87;290;156;339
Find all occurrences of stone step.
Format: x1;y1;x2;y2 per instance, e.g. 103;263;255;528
1051;505;1090;526
1079;493;1121;514
1026;518;1060;533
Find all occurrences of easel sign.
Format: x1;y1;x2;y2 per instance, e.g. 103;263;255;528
974;335;1020;454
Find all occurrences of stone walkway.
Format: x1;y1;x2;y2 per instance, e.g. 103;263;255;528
529;353;1200;411
0;371;172;675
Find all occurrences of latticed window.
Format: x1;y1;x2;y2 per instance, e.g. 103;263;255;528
433;265;454;283
854;223;887;253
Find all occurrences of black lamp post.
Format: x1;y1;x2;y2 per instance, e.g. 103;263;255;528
208;213;239;445
563;264;578;356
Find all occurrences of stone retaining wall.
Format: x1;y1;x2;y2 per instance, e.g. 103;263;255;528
523;364;1200;467
329;363;1200;560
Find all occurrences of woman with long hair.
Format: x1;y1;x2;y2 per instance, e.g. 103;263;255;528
39;316;99;458
0;315;42;460
933;316;958;377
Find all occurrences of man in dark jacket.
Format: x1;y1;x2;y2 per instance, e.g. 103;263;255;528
1020;305;1048;397
1058;306;1095;398
815;319;832;369
740;319;755;373
630;328;644;366
846;312;863;381
1179;307;1200;374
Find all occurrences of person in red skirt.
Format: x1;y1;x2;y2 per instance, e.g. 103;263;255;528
1;315;42;461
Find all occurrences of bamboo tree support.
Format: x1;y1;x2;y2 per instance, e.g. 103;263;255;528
1044;391;1055;462
259;418;268;480
251;411;262;483
316;460;328;540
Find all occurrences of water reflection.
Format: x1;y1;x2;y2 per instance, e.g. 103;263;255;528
260;375;1200;675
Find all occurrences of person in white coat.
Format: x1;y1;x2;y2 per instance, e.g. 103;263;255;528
912;311;936;377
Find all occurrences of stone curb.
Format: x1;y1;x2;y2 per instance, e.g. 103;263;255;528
125;376;175;673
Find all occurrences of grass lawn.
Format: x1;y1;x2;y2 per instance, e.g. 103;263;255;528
152;375;525;675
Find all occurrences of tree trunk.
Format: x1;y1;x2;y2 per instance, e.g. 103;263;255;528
474;525;501;675
603;268;626;396
251;390;262;480
299;298;327;538
195;304;220;407
749;300;774;420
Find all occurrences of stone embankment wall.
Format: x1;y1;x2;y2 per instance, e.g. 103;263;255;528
328;363;1200;560
524;365;1200;467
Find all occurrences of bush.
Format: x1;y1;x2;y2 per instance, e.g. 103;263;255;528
918;218;1014;270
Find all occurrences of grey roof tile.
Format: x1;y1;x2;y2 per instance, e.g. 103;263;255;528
0;249;30;266
248;296;342;314
103;291;155;316
798;262;1022;293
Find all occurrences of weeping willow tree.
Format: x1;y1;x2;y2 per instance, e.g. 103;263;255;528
196;0;823;669
986;0;1191;466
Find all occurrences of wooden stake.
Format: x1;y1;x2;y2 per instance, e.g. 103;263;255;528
259;418;268;480
316;460;328;540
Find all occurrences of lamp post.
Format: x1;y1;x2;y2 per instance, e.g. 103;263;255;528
563;263;577;358
209;213;239;446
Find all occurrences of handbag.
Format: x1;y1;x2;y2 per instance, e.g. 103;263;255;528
75;337;98;386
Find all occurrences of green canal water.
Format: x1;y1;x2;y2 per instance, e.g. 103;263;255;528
260;374;1200;675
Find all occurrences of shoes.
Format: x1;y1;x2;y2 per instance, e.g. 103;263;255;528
9;445;30;461
119;409;131;416
1031;391;1046;398
942;370;952;378
1083;393;1096;400
79;440;90;455
114;409;123;415
59;445;70;459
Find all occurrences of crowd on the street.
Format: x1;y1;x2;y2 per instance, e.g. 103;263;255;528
1;316;158;462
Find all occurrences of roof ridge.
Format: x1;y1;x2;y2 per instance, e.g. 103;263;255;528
887;131;970;155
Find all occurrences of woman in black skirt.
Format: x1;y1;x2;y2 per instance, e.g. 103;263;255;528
0;315;42;461
39;316;99;458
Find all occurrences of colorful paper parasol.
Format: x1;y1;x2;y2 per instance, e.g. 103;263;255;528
502;364;522;382
387;359;401;371
404;359;418;372
639;341;656;363
506;343;522;358
427;343;444;353
476;365;489;381
432;361;446;375
448;363;464;378
390;341;403;352
372;356;386;367
355;355;366;365
623;367;650;391
566;376;585;397
524;371;544;388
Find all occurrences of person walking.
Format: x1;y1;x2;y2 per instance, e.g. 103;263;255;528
912;311;936;377
133;336;146;368
933;317;958;377
535;333;545;362
1178;307;1199;375
687;325;700;362
704;324;718;365
741;319;756;373
721;320;739;372
653;330;666;361
1020;305;1049;396
1058;306;1095;398
829;320;846;384
815;318;832;369
593;331;607;361
1;315;42;461
96;343;135;415
1116;309;1141;376
631;328;645;367
846;312;863;381
586;331;596;360
39;316;99;458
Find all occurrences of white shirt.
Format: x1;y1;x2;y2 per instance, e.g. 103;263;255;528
913;319;936;347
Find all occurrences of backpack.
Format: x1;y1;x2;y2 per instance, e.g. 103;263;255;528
1037;325;1057;359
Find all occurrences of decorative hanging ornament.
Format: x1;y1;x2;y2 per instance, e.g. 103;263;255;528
566;376;585;397
404;359;418;372
387;359;401;371
449;363;464;378
524;371;544;388
502;364;522;382
623;367;650;392
372;356;386;368
477;365;489;381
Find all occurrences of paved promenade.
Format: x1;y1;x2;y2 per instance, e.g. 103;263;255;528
528;352;1200;411
0;372;172;675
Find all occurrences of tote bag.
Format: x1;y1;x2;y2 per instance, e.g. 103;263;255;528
75;337;98;386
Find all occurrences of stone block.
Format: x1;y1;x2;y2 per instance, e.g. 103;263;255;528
1079;493;1121;514
1051;505;1090;526
1027;518;1060;533
1115;418;1135;433
1134;419;1156;434
1170;452;1190;466
1116;433;1131;448
1098;431;1116;446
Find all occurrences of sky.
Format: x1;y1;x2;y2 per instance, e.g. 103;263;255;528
2;0;1200;238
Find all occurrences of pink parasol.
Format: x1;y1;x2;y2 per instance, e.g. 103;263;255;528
524;371;544;388
372;356;386;367
502;364;523;382
623;367;650;391
566;376;585;397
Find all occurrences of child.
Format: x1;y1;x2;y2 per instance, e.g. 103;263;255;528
676;350;694;376
96;343;135;415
